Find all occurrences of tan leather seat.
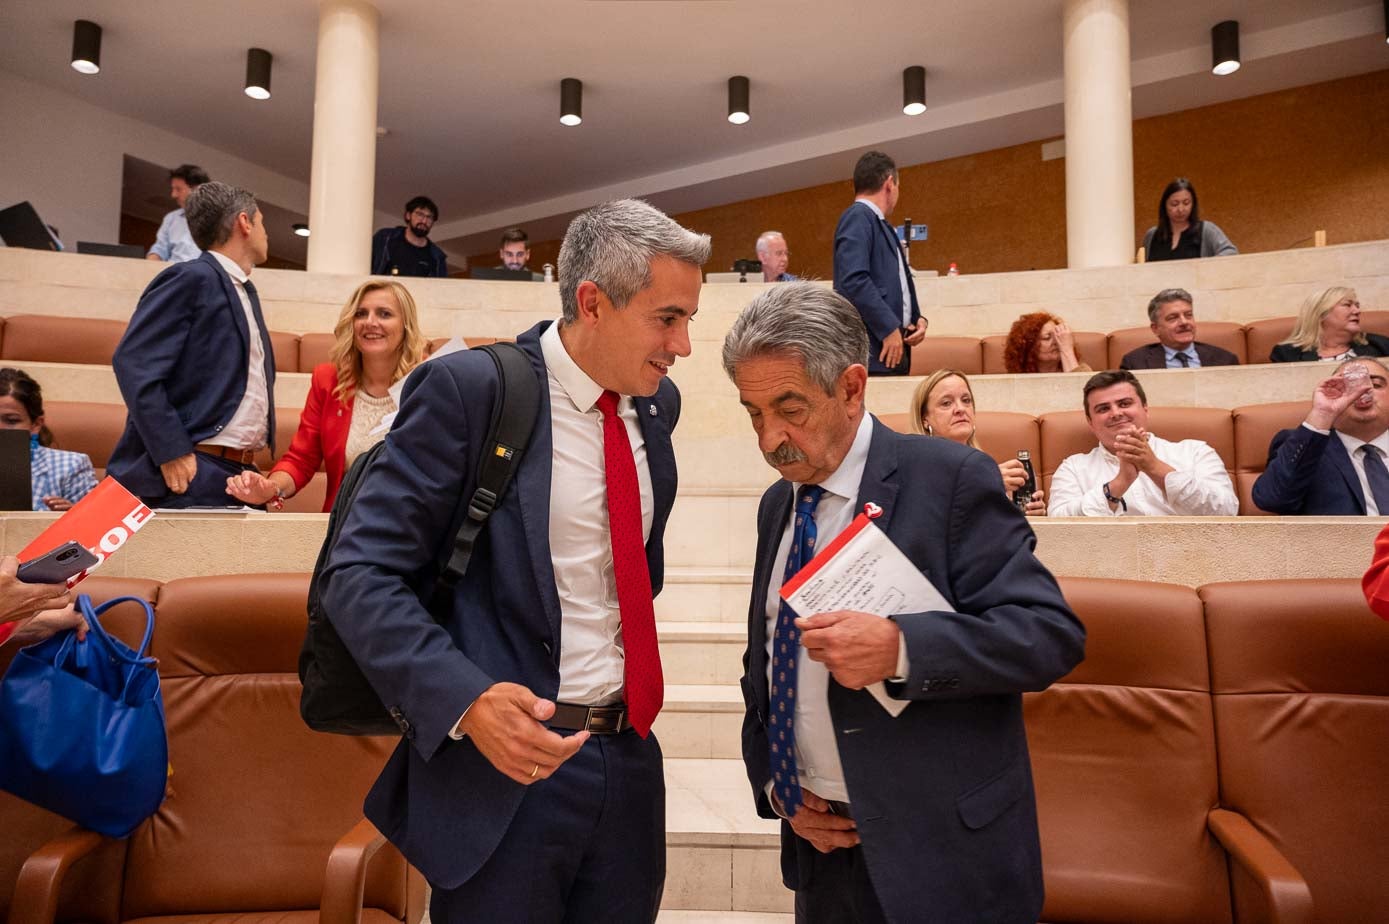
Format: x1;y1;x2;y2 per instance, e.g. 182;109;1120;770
269;330;300;373
1107;321;1248;367
43;401;127;471
1244;317;1294;365
1231;400;1310;515
1038;407;1234;496
1201;579;1389;923
974;410;1041;469
1028;578;1232;923
298;332;336;372
0;315;127;366
908;337;983;376
982;331;1107;374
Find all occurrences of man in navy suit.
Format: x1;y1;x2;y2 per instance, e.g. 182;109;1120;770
321;200;710;923
108;182;276;508
833;151;926;376
1118;288;1240;370
1253;359;1389;515
722;282;1085;923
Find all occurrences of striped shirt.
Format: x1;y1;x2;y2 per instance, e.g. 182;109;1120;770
31;444;97;511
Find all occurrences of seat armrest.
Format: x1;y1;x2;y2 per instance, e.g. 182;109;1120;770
1207;808;1314;924
9;826;107;924
321;816;388;924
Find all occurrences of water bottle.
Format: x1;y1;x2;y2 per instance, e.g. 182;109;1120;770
543;263;554;283
947;262;959;276
1013;450;1036;509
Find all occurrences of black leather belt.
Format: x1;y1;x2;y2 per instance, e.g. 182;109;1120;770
550;702;631;735
827;800;853;818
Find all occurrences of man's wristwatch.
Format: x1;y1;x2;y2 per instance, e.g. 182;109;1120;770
1102;481;1127;511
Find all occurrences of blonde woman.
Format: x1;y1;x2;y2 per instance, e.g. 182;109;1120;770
910;368;1045;515
1272;287;1389;363
226;280;427;510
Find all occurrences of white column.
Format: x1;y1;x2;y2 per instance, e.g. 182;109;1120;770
306;0;379;274
1062;0;1135;268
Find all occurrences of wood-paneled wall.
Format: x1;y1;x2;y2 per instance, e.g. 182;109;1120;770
464;68;1389;278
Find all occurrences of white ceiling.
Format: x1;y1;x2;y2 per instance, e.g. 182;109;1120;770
2;0;1385;260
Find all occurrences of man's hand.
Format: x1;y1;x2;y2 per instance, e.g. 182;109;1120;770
457;682;590;786
774;787;860;854
1023;488;1047;517
904;319;928;346
1114;427;1174;487
997;458;1028;492
878;329;905;369
1307;373;1371;430
42;496;74;512
0;556;71;625
6;604;88;648
160;453;198;494
796;611;900;689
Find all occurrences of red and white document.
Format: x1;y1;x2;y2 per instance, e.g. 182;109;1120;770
780;510;955;716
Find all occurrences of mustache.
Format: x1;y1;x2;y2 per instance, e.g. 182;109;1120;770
764;442;807;467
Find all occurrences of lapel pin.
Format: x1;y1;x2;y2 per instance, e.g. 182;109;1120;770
864;501;883;518
648;404;657;417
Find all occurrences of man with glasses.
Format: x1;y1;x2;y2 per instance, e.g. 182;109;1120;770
371;195;449;277
756;231;798;282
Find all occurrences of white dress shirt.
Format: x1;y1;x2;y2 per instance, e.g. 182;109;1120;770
203;251;269;451
1048;434;1237;517
540;321;654;705
1332;427;1389;516
148;208;202;263
855;199;912;328
1164;344;1202;368
762;414;910;805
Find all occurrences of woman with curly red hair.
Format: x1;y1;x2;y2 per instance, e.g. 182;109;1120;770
1003;312;1092;374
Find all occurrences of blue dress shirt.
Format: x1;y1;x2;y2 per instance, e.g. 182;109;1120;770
148;209;202;263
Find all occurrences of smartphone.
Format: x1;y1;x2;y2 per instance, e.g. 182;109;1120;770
17;540;99;584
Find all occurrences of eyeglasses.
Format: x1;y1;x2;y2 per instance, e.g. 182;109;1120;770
408;209;436;222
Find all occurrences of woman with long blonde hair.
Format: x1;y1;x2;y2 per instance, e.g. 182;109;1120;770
226;279;428;511
1271;287;1389;362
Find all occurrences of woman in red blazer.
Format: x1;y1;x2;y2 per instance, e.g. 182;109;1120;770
225;279;427;511
1363;521;1389;620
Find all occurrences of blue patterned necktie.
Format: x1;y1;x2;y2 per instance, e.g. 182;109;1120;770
770;484;826;817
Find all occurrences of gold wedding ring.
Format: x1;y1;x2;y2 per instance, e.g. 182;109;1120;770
530;763;540;779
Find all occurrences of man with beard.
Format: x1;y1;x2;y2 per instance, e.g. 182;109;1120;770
1253;358;1389;515
371;195;449;277
498;228;532;271
1119;288;1240;369
1049;370;1237;516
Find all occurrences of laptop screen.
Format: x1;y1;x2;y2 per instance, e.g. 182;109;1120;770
0;429;32;511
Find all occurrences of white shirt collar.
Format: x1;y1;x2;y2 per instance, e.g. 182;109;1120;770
540;319;606;413
1336;428;1389;457
856;198;885;221
795;412;874;502
208;249;250;285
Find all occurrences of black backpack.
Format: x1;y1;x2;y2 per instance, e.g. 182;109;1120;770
298;342;541;735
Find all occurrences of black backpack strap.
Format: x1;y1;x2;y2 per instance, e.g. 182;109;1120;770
439;342;541;586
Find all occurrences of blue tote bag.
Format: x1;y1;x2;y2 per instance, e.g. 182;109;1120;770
0;594;168;838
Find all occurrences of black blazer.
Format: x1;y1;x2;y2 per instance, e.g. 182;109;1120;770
108;252;277;497
740;419;1085;923
320;322;680;890
1270;333;1389;363
1119;341;1240;370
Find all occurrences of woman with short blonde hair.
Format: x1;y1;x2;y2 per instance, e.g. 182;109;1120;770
1272;286;1389;362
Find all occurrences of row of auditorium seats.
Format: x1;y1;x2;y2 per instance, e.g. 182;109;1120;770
6;311;1388;377
0;314;501;375
908;310;1389;376
45;397;1309;515
4;573;1384;923
880;401;1308;514
0;575;426;924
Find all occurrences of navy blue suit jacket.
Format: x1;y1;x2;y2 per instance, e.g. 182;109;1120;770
740;420;1085;923
832;202;921;374
1251;425;1369;515
320;322;680;889
108;252;277;496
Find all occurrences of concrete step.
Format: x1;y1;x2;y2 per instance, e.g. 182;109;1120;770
663;758;789;915
655;684;744;759
657;622;746;685
658;913;793;923
656;568;754;623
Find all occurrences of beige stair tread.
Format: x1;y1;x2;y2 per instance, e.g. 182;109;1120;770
666;684;743;712
658;913;793;923
658;622;747;641
665;758;781;846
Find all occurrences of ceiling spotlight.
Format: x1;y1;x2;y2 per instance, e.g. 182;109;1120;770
727;75;750;125
902;65;926;116
292;223;310;238
560;77;582;126
245;47;273;100
71;20;102;75
1211;21;1240;76
1383;0;1388;43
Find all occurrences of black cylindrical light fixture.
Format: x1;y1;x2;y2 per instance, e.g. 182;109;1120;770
727;75;750;125
902;65;926;115
560;77;582;126
1211;20;1240;76
245;47;273;100
1383;0;1388;43
292;223;310;238
71;20;101;75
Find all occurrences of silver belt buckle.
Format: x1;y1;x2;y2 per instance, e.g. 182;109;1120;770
585;706;623;734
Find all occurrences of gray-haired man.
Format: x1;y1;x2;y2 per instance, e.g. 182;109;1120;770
724;282;1084;923
1118;288;1240;369
322;199;709;923
757;231;798;282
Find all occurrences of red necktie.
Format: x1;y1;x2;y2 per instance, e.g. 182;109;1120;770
596;390;663;737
